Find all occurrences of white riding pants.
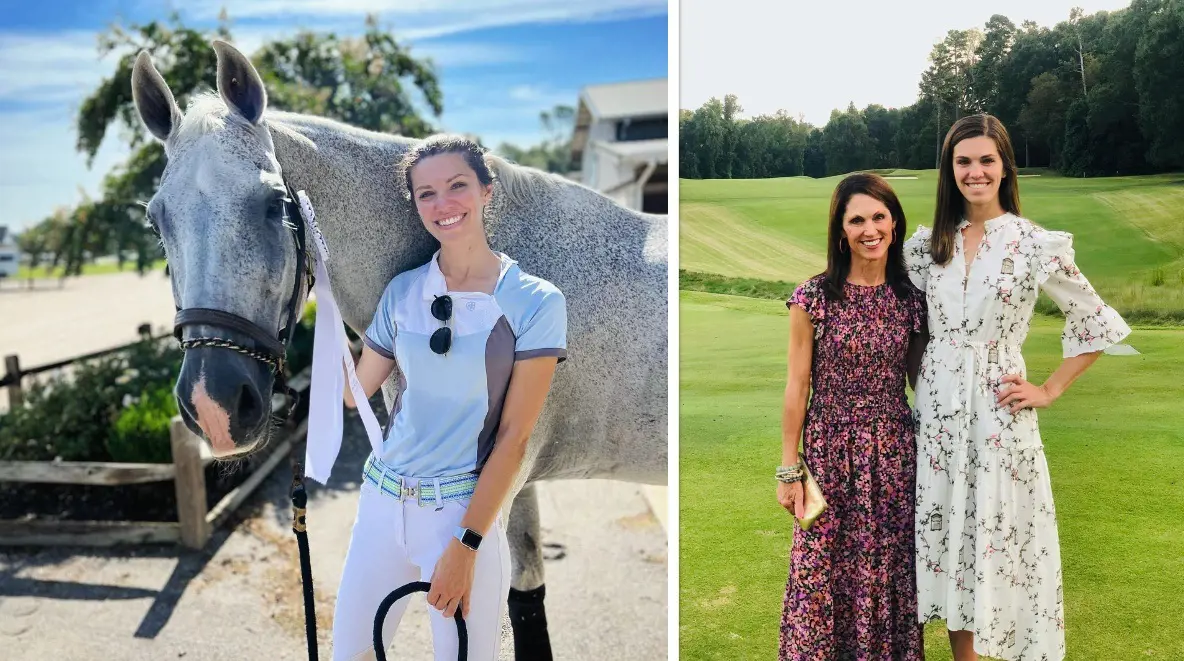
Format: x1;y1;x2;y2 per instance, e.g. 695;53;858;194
330;479;511;661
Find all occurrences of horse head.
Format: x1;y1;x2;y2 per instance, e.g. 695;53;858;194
132;40;309;458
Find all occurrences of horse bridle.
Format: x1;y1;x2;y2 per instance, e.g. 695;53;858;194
170;179;315;423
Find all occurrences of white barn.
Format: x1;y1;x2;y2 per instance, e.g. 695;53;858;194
0;226;18;278
569;78;667;214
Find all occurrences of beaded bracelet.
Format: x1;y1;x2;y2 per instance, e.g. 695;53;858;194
775;463;805;483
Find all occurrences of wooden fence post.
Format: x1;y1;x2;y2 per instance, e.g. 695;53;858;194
170;416;210;549
4;355;22;408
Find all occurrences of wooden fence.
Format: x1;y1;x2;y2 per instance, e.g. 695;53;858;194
1;323;162;410
0;323;313;548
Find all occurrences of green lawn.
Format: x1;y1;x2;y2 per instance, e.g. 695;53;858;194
678;291;1184;660
14;259;167;279
680;171;1184;322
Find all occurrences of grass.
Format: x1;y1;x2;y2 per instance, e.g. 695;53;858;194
678;290;1184;660
14;259;167;280
680;170;1184;323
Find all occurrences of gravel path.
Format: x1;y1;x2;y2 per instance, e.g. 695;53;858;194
0;271;176;411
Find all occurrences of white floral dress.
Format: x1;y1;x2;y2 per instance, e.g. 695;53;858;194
904;213;1131;661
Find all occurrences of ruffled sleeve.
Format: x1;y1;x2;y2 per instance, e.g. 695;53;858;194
787;276;826;338
903;226;933;293
1033;228;1132;357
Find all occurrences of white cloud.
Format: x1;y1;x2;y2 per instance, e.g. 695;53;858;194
176;0;666;40
410;42;530;69
0;31;121;105
508;85;545;102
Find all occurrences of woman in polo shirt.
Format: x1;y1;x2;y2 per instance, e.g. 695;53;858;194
330;134;567;661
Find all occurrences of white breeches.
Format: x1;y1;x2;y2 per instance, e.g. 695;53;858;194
330;480;511;661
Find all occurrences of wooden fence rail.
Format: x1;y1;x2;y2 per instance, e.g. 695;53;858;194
1;322;166;410
0;367;311;549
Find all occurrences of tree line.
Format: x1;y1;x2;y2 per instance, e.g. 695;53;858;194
680;1;1184;179
14;12;573;277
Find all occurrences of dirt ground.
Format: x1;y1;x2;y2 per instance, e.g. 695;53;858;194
0;271;177;412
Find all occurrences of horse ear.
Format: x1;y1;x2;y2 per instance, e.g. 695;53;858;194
212;40;267;124
131;51;182;143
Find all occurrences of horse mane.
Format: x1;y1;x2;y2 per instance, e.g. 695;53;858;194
485;154;568;209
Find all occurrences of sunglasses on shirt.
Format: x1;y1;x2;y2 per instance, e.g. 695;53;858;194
430;295;452;355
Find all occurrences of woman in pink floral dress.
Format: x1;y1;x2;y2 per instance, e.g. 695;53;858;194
904;115;1131;661
778;173;927;660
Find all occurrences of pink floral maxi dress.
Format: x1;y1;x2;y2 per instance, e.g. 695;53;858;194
904;213;1131;661
780;276;926;660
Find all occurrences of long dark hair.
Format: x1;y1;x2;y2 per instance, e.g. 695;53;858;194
931;114;1021;265
821;172;912;301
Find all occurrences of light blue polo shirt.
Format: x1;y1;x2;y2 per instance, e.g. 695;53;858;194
362;251;567;478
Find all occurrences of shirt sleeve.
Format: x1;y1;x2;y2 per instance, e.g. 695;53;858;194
903;225;932;293
787;277;825;339
515;287;568;362
1033;228;1131;358
363;278;399;360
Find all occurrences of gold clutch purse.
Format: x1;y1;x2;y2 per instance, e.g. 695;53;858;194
796;461;827;531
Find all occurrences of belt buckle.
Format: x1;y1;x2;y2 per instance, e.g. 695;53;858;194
399;476;417;503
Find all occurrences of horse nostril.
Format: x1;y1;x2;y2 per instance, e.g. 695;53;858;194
235;382;264;427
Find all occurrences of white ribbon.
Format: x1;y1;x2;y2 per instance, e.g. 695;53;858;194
297;190;385;484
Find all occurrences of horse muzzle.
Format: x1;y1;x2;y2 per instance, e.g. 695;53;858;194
175;346;273;458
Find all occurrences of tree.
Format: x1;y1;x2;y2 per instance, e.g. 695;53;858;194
821;104;874;176
679;109;700;179
1019;72;1073;168
968;15;1017;112
254;14;443;137
66;12;443;276
802;128;827;178
863;104;901;168
496;104;577;174
1134;0;1184;170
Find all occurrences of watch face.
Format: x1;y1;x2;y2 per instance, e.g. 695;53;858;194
458;528;482;549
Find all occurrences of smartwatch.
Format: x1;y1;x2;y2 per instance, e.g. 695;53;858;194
454;527;483;551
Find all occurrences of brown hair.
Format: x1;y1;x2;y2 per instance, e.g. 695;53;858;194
398;133;494;200
821;172;912;301
931;114;1021;265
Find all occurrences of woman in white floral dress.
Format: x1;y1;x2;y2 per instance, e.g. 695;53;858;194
903;114;1131;661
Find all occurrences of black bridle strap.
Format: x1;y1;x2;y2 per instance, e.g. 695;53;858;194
173;307;287;359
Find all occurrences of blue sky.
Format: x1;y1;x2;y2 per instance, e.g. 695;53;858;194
0;0;668;233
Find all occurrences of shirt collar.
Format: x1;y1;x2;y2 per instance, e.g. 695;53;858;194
421;249;518;300
957;212;1012;233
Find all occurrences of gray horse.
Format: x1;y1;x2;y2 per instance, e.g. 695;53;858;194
130;40;667;657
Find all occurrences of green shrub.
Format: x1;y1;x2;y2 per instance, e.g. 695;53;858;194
0;338;182;462
106;386;178;463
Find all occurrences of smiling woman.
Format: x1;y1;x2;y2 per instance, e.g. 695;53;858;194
776;173;927;660
333;133;569;661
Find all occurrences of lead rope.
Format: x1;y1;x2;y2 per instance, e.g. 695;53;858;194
290;471;319;661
